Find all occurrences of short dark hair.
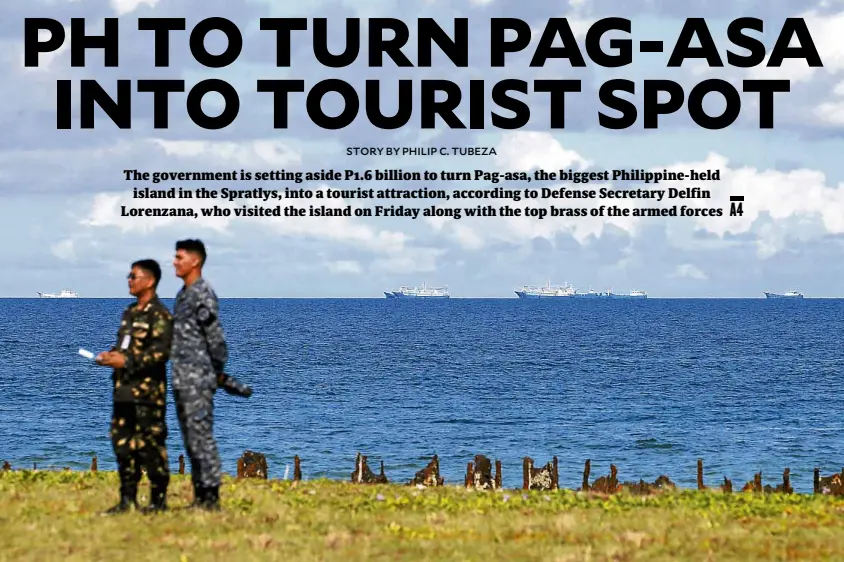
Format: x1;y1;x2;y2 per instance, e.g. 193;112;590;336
176;239;206;266
132;259;161;287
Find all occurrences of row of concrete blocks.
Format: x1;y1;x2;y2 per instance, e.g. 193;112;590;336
4;454;843;495
232;452;844;495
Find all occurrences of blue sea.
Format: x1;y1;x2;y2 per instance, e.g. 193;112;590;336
1;298;842;494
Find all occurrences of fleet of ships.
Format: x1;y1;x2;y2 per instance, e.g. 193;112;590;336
32;287;806;299
382;282;809;299
383;280;648;299
514;281;647;299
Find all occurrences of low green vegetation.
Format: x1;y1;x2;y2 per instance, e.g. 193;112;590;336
2;469;844;561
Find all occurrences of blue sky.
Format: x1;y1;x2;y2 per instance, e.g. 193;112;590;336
3;0;844;298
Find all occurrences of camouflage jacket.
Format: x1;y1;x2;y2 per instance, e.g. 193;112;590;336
111;295;173;406
171;277;228;391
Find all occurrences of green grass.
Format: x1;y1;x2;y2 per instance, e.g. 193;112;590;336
2;470;844;561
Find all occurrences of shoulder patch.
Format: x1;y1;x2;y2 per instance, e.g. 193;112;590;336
197;304;216;326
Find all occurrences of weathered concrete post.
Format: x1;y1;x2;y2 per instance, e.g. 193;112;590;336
523;456;560;491
495;459;502;489
351;452;387;484
409;455;443;487
778;468;792;493
581;459;591;492
237;451;269;479
697;459;705;490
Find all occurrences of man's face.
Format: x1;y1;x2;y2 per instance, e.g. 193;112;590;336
128;266;155;297
173;249;199;278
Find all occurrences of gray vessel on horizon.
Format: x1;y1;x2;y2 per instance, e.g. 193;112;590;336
764;290;803;299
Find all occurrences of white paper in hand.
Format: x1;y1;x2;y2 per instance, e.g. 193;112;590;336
78;348;95;360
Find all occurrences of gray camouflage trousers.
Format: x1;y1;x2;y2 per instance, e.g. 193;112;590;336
174;385;222;488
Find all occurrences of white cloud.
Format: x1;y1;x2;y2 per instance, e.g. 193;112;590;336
812;100;844;125
747;10;844;82
451;224;485;249
671;264;707;280
151;140;302;168
51;238;76;261
424;132;844;259
813;79;844;125
370;248;445;274
111;0;159;15
658;154;844;238
80;191;231;234
20;27;70;72
494;130;592;172
78;184;411;253
326;260;362;274
740;9;844;125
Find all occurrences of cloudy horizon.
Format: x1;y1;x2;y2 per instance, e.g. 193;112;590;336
3;0;844;299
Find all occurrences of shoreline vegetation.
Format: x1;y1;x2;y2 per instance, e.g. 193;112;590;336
3;455;844;560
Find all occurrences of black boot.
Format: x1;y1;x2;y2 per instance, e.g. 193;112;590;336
189;483;204;508
191;485;220;511
141;483;168;514
202;486;220;511
104;485;138;515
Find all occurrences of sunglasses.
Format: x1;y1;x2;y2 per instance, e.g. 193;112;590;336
127;273;148;280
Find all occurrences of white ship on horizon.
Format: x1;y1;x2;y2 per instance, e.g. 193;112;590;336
514;280;578;298
37;289;79;298
764;290;803;299
385;282;450;299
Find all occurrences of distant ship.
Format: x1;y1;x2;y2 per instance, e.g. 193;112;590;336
764;290;803;299
37;289;79;298
605;289;648;299
572;288;648;299
514;281;577;298
515;281;647;299
385;282;450;299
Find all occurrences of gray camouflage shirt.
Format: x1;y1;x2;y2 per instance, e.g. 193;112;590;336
171;277;228;390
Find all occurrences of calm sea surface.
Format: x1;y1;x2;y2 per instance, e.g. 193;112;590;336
0;298;842;493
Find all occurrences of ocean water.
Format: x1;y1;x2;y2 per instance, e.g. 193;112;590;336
0;297;842;493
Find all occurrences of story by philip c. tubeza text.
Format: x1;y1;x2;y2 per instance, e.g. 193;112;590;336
121;166;743;221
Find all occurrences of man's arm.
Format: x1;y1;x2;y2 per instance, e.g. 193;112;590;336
122;309;173;373
197;292;228;374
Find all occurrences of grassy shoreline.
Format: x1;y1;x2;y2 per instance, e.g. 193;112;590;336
2;469;844;561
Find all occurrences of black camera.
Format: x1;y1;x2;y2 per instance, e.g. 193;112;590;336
217;372;252;398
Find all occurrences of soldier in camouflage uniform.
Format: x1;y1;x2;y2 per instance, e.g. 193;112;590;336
96;259;172;514
171;239;229;510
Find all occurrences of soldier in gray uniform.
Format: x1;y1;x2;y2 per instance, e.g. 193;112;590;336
170;239;229;510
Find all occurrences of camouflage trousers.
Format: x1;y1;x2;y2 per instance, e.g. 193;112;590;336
174;385;222;488
110;402;170;492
